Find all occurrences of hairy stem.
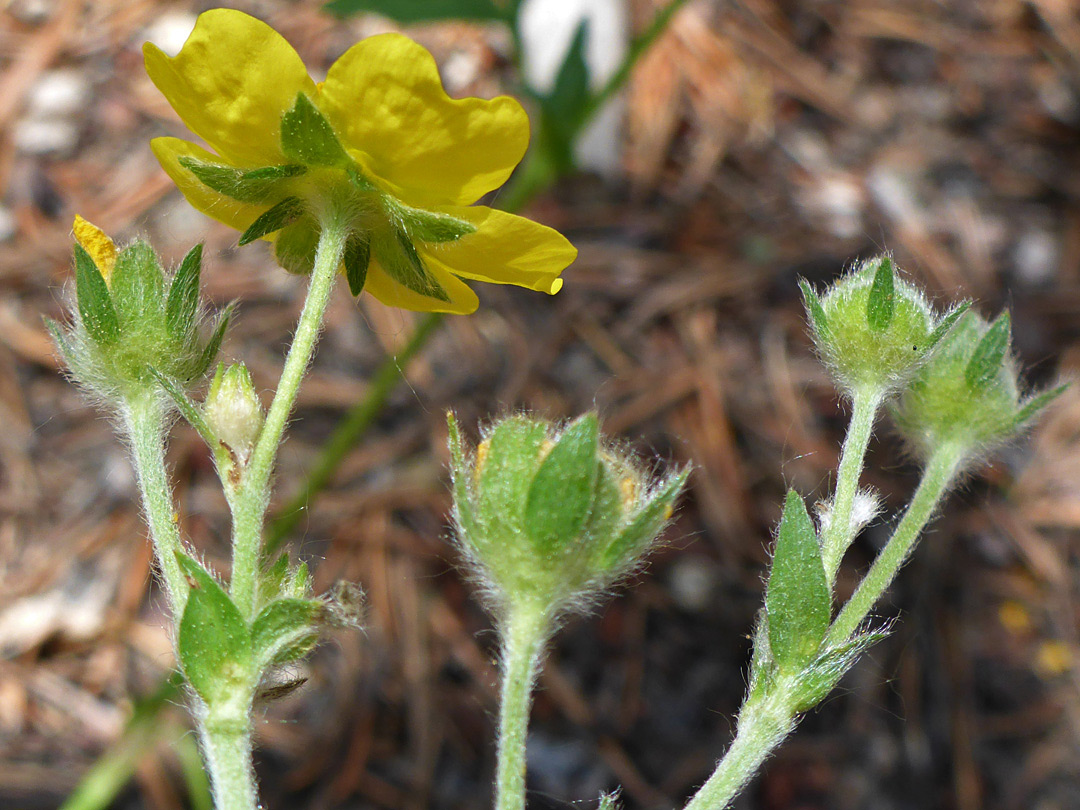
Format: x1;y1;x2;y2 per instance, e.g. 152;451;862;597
827;443;962;645
681;689;795;810
495;605;548;810
821;386;884;585
199;706;256;810
229;215;347;618
123;393;188;615
266;310;443;553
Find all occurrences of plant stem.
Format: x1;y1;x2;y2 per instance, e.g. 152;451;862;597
821;386;884;585
827;444;962;645
199;706;256;810
265;310;443;554
681;691;795;810
123;392;188;614
495;605;548;810
229;216;347;618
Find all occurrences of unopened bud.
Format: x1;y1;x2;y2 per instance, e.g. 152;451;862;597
204;362;263;458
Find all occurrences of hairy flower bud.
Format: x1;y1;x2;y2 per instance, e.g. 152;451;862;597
204;362;263;460
48;216;230;405
801;256;960;397
891;310;1064;463
447;412;688;617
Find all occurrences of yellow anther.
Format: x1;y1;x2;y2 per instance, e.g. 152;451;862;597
73;215;117;285
619;475;638;510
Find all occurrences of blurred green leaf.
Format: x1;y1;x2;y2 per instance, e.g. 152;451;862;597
539;19;592;169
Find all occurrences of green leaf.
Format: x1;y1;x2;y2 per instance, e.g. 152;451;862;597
178;156;305;203
175;552;252;704
251;597;321;669
766;490;830;671
964;311;1011;391
190;304;233;380
371;225;449;302
925;302;970;353
274;219;320;276
524;414;601;554
238;197;305;246
344;233;371;296
599;467;688;571
1014;384;1068;430
324;0;512;23
280;93;349;167
111;241;165;321
387;198;476;244
866;257;895;332
789;629;888;712
73;244;120;345
799;278;828;338
166;243;202;340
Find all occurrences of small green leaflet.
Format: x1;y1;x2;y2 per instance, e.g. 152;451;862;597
866;257;895;332
524;413;600;554
964;311;1011;392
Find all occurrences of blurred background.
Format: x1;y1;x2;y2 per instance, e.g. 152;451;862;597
2;1;1080;808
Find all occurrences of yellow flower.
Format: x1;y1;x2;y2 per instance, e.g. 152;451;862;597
144;9;575;314
73;215;117;284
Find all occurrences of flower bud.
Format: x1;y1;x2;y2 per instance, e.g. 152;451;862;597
447;412;689;617
204;362;263;459
891;309;1065;462
49;216;229;404
801;256;956;397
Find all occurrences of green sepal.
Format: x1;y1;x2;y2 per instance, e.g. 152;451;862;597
344;233;371;296
477;417;548;544
43;316;73;364
524;414;600;554
766;490;830;672
147;367;217;446
259;552;292;607
111;241;165;322
166;243;202;340
347;166;378;193
1014;384;1068;430
175;552;253;704
371;225;449;302
386;198;477;244
178;156;305;203
189;304;233;380
238;197;305;246
73;244;120;345
599;467;689;571
799;278;828;338
280;93;349;167
251;597;321;670
745;610;775;702
288;561;311;599
925;302;970;353
964;311;1011;392
274;219;320;276
866;257;895;332
447;413;481;541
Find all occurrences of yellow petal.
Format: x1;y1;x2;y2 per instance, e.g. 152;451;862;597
150;138;268;233
319;33;529;207
363;261;479;314
421;206;575;293
144;9;316;167
72;215;117;284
